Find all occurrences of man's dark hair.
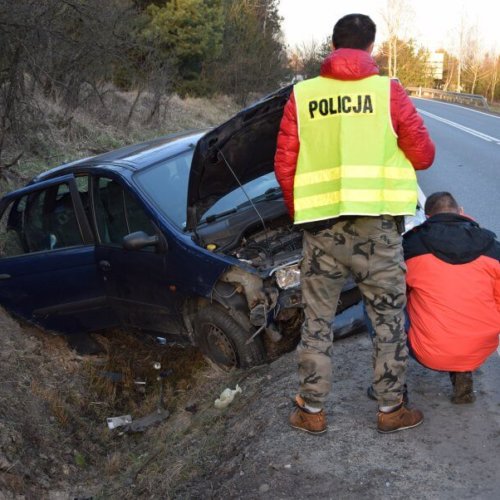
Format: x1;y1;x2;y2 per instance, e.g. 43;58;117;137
332;14;376;50
424;191;460;216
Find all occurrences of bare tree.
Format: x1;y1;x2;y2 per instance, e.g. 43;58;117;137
464;49;485;93
451;12;478;93
289;38;331;79
487;55;500;102
0;0;146;168
380;0;414;78
442;55;456;92
457;24;492;95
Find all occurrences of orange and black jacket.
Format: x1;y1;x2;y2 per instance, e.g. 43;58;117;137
403;213;500;371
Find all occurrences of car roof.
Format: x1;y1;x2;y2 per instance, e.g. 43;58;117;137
32;130;206;184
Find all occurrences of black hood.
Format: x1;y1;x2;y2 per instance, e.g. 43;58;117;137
186;86;293;231
404;213;496;264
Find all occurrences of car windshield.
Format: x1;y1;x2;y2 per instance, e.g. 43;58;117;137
201;172;280;224
135;150;193;229
135;151;281;230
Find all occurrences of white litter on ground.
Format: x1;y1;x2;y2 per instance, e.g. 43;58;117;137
214;385;242;409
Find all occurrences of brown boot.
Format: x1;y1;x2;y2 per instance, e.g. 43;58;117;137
289;395;327;434
377;404;424;434
450;371;475;404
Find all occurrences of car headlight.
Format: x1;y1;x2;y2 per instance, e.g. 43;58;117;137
274;264;301;290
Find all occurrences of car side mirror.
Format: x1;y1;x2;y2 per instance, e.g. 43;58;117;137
122;231;166;252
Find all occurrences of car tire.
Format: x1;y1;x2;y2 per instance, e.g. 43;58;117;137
194;305;266;370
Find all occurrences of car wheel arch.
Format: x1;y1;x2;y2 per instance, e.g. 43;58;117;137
192;302;266;370
182;279;267;370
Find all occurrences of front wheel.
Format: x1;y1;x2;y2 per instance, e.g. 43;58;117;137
193;305;266;370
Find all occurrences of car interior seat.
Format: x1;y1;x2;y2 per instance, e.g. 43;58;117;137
99;181;129;245
47;192;82;249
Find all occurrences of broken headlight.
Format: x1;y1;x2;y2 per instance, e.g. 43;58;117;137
274;263;301;290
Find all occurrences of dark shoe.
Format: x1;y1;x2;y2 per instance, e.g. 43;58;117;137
367;384;409;404
289;395;327;434
451;371;475;404
377;404;424;434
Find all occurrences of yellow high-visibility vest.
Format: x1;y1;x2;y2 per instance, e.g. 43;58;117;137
293;74;417;224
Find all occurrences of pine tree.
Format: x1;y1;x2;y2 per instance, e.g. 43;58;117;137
143;0;224;95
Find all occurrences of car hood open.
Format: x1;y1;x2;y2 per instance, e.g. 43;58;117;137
186;86;292;231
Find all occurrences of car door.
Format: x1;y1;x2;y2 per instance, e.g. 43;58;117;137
92;175;186;336
0;174;118;333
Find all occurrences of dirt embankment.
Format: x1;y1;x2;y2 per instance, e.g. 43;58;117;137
0;309;202;497
2;309;500;499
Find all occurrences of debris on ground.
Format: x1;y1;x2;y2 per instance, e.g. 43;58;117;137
214;384;242;409
122;409;170;433
106;415;133;430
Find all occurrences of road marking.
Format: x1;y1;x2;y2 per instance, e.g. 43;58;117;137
413;96;500;120
419;110;500;144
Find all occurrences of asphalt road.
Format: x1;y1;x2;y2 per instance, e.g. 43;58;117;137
413;98;500;235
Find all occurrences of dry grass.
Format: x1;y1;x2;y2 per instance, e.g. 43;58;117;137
81;330;208;420
0;304;280;498
0;87;240;198
488;101;500;114
0;471;25;495
0;305;236;496
105;451;126;476
30;380;71;427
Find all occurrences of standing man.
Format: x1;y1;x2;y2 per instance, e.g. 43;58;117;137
404;192;500;403
274;13;435;434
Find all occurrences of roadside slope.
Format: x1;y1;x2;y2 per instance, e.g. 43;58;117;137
1;310;500;498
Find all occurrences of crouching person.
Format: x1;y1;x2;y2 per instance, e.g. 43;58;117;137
403;192;500;403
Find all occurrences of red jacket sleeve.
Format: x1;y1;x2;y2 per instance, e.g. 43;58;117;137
274;91;299;218
390;80;435;170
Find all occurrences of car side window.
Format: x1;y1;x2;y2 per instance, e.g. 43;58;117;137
44;184;83;249
94;177;156;247
0;182;83;257
24;189;51;251
0;198;27;257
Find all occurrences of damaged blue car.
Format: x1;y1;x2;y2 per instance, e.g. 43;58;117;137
0;87;370;369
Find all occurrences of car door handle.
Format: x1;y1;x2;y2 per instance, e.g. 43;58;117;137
0;274;11;280
99;260;111;271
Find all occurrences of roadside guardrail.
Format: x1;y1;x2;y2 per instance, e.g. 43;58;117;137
407;87;489;110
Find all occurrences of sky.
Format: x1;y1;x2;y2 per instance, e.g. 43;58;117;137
278;0;500;54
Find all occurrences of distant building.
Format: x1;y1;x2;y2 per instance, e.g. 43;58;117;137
427;52;444;80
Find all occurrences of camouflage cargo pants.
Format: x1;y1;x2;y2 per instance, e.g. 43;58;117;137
298;215;408;408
